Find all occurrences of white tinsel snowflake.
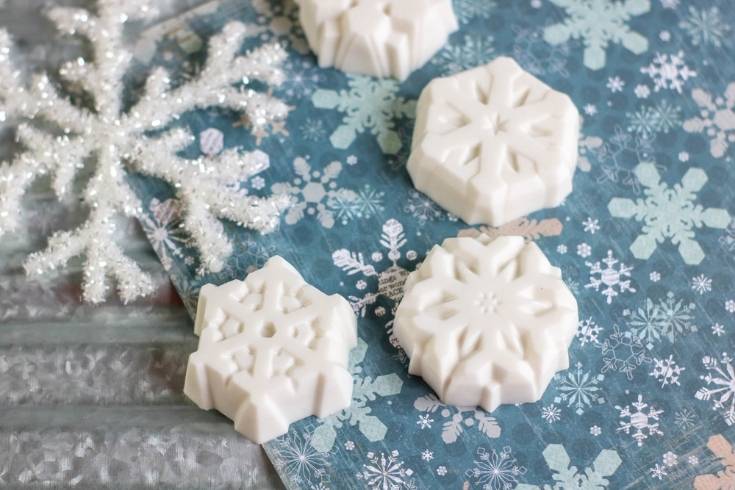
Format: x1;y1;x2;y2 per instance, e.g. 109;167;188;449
0;1;290;303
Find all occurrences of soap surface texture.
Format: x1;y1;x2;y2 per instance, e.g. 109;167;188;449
184;256;357;444
296;0;457;80
408;56;580;226
394;234;578;411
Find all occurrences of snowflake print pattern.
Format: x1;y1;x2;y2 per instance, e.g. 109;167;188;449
626;100;681;137
696;354;735;425
616;394;664;446
627;292;697;347
402;190;445;225
608;162;730;265
641;51;697;93
269;432;329;485
312;76;416;154
585;250;636;304
553;362;605;415
597;325;651;380
691;274;712;295
674;408;697;429
454;0;496;23
542;405;562;423
577;317;603;346
465;446;526;490
357;450;415;490
139;198;190;271
679;6;731;47
272;157;357;229
414;394;501;444
683;82;735;159
332;219;417;319
650;355;685;387
543;0;650;70
432;33;495;74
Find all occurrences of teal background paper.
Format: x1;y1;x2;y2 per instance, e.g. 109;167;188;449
130;0;735;488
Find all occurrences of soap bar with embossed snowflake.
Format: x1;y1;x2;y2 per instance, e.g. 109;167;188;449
184;256;357;444
296;0;457;80
394;234;578;411
408;57;580;226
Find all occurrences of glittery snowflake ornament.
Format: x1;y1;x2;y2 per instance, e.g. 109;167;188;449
394;234;578;411
0;0;290;303
185;256;357;444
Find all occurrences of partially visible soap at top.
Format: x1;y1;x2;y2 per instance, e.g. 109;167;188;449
184;256;357;444
394;234;578;412
296;0;457;81
408;56;580;226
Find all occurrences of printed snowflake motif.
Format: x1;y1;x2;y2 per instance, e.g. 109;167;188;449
272;157;358;229
683;82;735;159
649;464;667;480
627;292;697;348
626;100;681;137
270;432;329;485
596;126;656;194
332;219;417;319
694;434;735;489
312;76;416;155
543;0;650;70
421;450;434;462
432;33;495;74
542;404;562;423
650;355;685;387
248;0;309;54
616;394;664;446
414;394;501;444
311;339;402;453
641;51;697;93
607;76;625;92
332;184;385;225
696;353;735;425
596;325;651;380
403;190;445;225
609;162;730;265
300;118;327;142
0;7;290;303
513;27;570;78
577;317;603;346
454;0;496;23
582;217;600;234
553;362;605;415
691;274;712;295
465;446;526;490
585;250;636;304
516;444;622;490
674;408;697;429
679;6;731;47
357;450;415;490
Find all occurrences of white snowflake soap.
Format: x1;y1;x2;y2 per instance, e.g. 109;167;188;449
407;57;580;226
184;256;357;444
296;0;458;80
394;234;578;411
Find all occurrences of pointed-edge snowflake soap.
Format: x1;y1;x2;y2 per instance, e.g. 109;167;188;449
184;256;357;444
296;0;458;80
407;56;580;226
394;234;578;411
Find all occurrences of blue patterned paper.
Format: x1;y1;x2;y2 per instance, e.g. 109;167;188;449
131;0;735;488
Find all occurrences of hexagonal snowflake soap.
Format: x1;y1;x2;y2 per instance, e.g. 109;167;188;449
296;0;457;80
408;57;580;226
394;234;578;411
184;256;357;444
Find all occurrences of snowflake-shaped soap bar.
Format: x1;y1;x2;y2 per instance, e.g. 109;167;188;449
296;0;457;80
394;235;578;411
184;256;357;443
407;57;580;226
